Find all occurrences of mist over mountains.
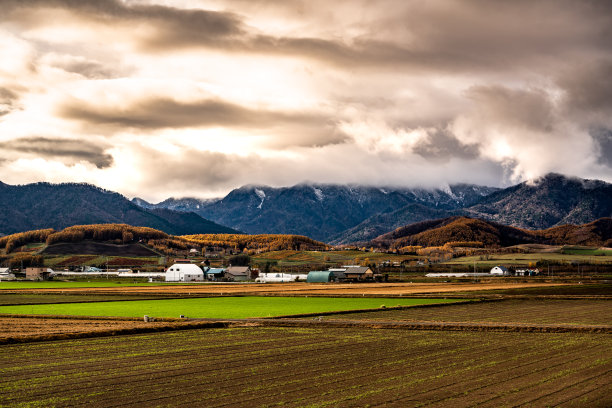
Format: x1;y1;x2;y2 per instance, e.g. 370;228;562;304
1;174;609;243
133;173;612;243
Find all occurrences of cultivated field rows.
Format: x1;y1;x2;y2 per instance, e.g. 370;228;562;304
321;299;612;326
0;327;610;407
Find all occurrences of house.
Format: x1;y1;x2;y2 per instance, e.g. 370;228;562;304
490;265;510;275
328;268;346;280
25;267;55;281
342;266;375;281
165;263;204;282
205;268;225;281
225;266;251;281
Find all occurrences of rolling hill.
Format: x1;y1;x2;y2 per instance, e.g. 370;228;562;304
369;216;612;249
0;182;238;236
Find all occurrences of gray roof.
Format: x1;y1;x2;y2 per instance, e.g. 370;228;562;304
343;266;371;274
226;266;250;276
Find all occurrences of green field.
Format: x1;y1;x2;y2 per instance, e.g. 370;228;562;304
0;281;181;289
0;296;461;318
561;246;612;256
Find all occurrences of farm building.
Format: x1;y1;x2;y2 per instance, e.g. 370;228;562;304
165;263;204;282
328;268;346;280
256;273;300;283
307;271;336;283
515;268;540;276
490;265;510;275
225;266;252;281
25;267;55;281
205;268;225;281
0;267;15;281
343;266;375;281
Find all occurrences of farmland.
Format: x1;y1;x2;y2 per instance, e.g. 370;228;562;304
0;293;161;306
0;326;609;407
0;281;573;297
0;296;461;319
444;251;612;267
252;249;417;266
322;299;612;326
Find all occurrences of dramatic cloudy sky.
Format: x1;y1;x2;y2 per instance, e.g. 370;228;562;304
1;0;611;201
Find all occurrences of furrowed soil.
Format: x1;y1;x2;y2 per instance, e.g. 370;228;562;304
0;327;609;407
0;317;181;340
318;299;612;326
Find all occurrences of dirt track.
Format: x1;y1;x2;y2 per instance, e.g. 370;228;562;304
7;282;570;296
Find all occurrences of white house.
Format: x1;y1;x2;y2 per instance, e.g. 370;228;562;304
165;263;205;282
490;265;510;275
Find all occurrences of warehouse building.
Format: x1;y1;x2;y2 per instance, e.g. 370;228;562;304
165;263;204;282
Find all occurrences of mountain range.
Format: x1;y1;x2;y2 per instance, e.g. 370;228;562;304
0;182;237;236
1;173;610;244
133;173;612;243
134;183;498;242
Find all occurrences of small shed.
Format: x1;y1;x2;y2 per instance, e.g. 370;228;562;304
307;271;335;283
205;268;225;281
490;265;510;275
165;263;204;282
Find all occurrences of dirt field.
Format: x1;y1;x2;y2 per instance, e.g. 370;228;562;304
0;293;162;306
6;281;572;296
0;326;609;407
321;299;612;326
0;317;168;339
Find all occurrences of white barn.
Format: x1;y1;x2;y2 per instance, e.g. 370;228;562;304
490;265;510;275
165;263;204;282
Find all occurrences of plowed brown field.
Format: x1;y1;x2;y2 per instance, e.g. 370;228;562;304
322;299;612;326
0;327;609;407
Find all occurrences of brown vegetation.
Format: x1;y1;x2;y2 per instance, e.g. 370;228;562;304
182;233;327;252
372;216;612;249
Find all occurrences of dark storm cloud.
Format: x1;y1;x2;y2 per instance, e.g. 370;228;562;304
6;0;611;74
0;88;20;116
0;137;113;168
4;0;245;46
590;128;612;168
465;85;555;132
558;60;612;118
412;128;479;161
58;96;348;147
51;58;126;79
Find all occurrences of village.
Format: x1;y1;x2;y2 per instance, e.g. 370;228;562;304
0;260;539;283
